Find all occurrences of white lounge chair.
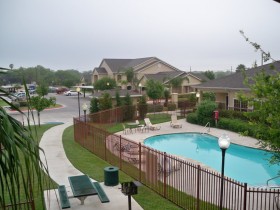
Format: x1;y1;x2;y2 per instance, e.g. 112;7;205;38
170;115;182;128
122;123;133;134
144;118;161;130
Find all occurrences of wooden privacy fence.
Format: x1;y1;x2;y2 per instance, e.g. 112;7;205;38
74;111;280;210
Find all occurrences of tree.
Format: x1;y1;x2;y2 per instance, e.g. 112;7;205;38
90;97;99;113
36;84;49;97
242;66;280;164
0;70;48;209
146;79;164;103
236;64;246;72
99;93;112;110
115;91;122;107
138;95;148;119
30;96;56;126
93;77;116;91
123;92;134;121
124;67;139;90
169;77;185;89
164;89;171;106
204;70;215;80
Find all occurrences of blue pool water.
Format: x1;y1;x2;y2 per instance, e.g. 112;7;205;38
144;133;280;186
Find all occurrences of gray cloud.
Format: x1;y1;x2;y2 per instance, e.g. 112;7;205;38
0;0;279;72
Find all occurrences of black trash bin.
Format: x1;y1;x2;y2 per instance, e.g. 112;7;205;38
104;166;119;186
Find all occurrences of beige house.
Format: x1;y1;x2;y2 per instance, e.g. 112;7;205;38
139;71;208;94
92;57;207;93
192;62;280;111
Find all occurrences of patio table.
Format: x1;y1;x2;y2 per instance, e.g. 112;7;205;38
68;174;98;205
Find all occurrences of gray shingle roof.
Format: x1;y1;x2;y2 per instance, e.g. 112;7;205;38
193;62;280;90
102;57;154;73
94;67;107;74
144;71;184;83
91;89;141;98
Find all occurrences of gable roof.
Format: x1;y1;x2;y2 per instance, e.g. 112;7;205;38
193;62;280;91
188;72;210;82
144;71;184;83
101;57;154;73
94;67;107;74
91;89;141;98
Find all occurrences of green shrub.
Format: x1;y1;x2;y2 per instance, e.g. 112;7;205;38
18;100;28;107
202;92;215;101
138;96;148;119
167;103;176;111
218;109;248;121
186;112;198;124
147;104;164;113
11;101;20;109
197;100;217;125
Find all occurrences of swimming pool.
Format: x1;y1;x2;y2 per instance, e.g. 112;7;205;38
144;133;280;186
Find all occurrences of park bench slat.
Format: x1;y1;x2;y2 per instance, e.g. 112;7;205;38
58;185;71;209
92;182;110;203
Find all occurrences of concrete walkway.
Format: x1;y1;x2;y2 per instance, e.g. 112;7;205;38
40;121;143;210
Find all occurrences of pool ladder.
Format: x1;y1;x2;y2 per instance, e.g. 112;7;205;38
267;175;280;189
202;122;210;134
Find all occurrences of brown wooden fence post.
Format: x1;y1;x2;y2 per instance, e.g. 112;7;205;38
120;135;122;170
243;183;247;210
196;165;201;210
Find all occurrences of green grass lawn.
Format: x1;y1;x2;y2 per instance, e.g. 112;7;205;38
63;122;182;210
0;99;9;106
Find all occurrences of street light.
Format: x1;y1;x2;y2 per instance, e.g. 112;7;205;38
218;133;231;210
196;92;200;105
139;83;142;94
107;82;110;89
82;103;88;122
76;87;81;118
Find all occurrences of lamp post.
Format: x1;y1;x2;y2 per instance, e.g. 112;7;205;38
139;83;142;94
218;133;231;210
107;82;110;89
196;92;200;105
82;103;88;122
76;87;81;118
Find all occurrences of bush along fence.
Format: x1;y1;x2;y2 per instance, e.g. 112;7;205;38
74;107;280;210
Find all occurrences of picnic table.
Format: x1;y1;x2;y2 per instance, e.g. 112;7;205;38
68;175;98;205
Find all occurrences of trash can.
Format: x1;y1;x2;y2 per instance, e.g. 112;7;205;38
104;166;119;186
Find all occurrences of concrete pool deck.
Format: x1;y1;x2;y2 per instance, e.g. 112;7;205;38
117;119;260;149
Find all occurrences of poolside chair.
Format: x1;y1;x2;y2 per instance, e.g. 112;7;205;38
136;120;148;132
144;118;161;131
122;123;133;134
170;115;182;128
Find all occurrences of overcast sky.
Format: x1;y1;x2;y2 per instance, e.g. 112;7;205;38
1;0;280;72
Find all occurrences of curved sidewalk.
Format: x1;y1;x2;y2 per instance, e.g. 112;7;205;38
40;121;143;210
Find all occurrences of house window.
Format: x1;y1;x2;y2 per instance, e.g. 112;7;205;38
233;99;248;111
117;75;122;81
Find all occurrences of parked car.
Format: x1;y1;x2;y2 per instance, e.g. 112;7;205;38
64;90;81;96
56;87;69;94
11;92;26;101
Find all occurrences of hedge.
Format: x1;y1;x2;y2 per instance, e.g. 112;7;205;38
147;104;164;113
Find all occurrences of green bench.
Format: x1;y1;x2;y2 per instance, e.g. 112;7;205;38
58;185;71;209
92;182;110;203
